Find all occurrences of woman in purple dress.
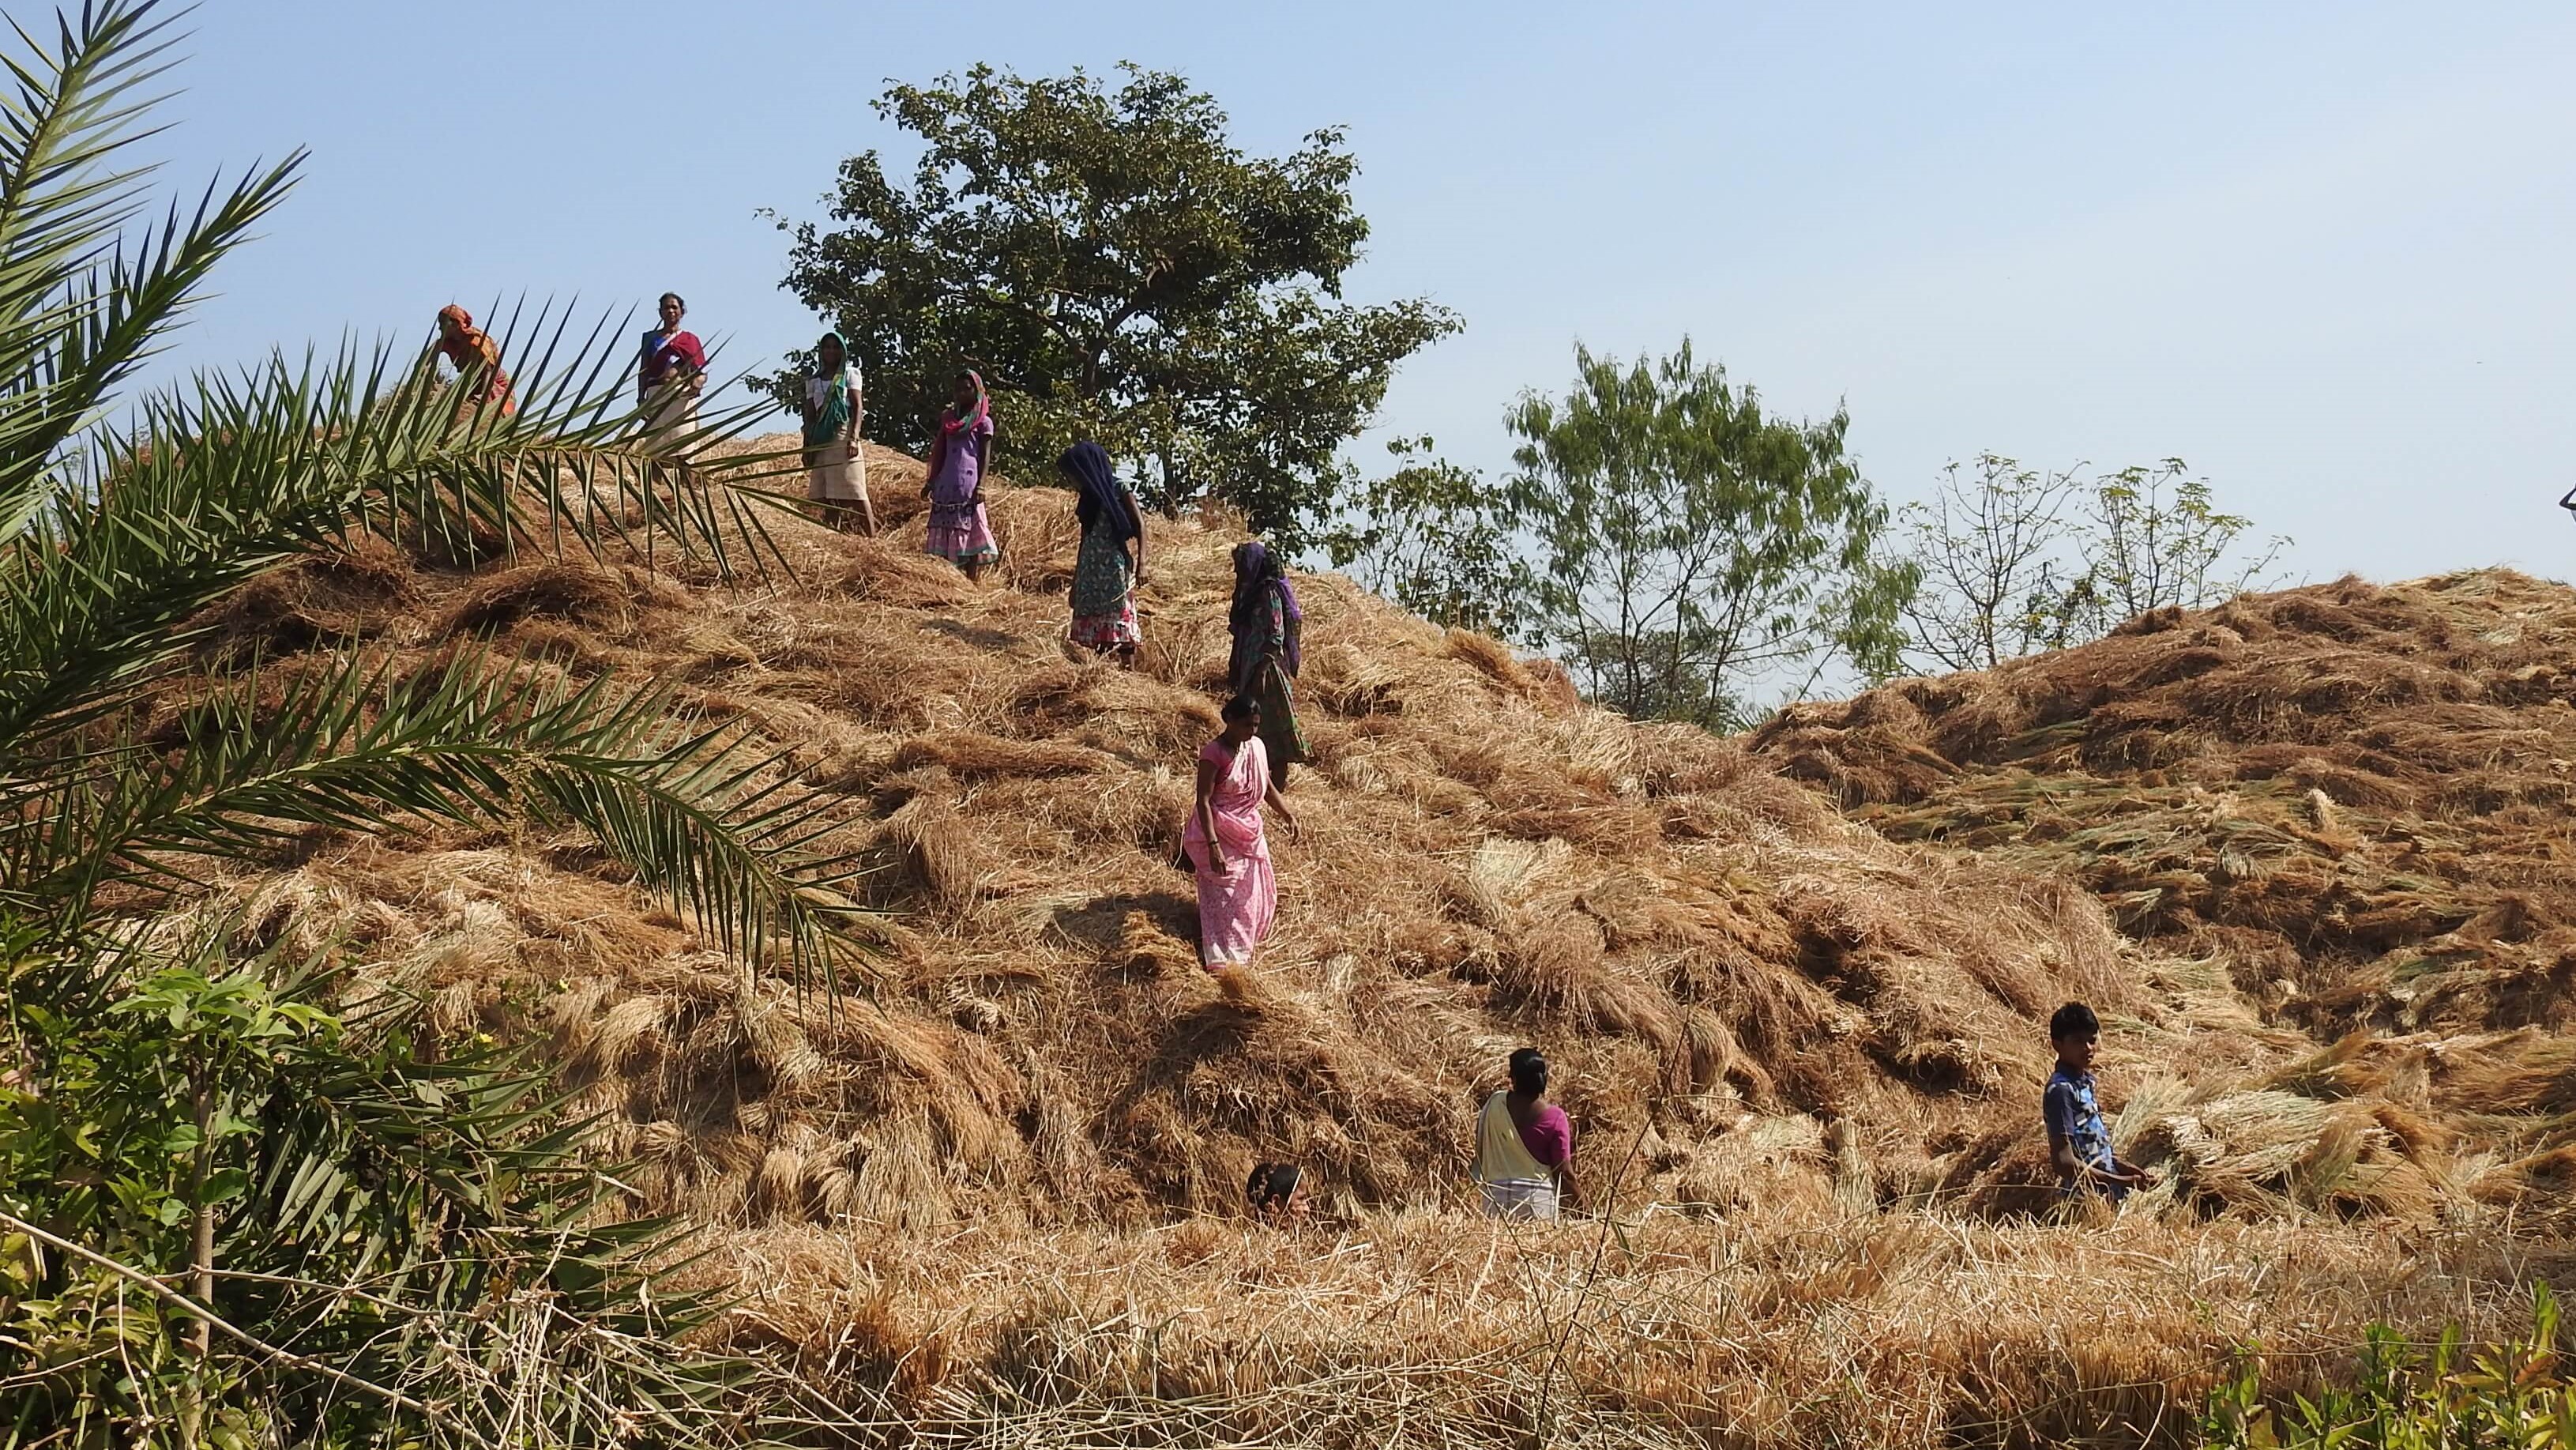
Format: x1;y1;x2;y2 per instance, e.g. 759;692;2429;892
922;370;998;578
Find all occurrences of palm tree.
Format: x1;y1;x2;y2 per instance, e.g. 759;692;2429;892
0;4;850;1441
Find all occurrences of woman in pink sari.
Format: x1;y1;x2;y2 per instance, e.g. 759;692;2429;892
1182;695;1299;970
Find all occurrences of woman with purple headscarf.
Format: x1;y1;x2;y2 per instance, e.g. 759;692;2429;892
1227;540;1308;787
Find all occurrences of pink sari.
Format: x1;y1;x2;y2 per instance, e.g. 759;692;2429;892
1181;735;1273;968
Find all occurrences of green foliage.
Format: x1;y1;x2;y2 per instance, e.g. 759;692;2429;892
0;2;859;1441
773;62;1459;547
2205;1285;2576;1449
1898;454;2289;672
1;928;744;1445
1320;435;1532;638
1503;341;1916;729
2077;459;2289;627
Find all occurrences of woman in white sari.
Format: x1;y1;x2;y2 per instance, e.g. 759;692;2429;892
1471;1048;1577;1219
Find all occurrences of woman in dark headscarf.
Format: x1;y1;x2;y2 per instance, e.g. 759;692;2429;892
1227;541;1308;787
1058;441;1145;664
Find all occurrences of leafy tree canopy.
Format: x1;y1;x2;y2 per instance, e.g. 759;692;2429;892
776;63;1459;547
1321;435;1532;638
1506;341;1915;729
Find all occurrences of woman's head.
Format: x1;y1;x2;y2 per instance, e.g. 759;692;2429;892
1246;1162;1309;1223
1233;540;1273;583
437;303;472;338
1220;693;1261;743
950;371;981;412
658;292;686;326
1509;1047;1548;1098
1057;439;1111;488
817;331;846;370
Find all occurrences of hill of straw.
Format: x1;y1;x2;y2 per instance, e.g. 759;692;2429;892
156;445;2576;1443
1752;571;2576;1222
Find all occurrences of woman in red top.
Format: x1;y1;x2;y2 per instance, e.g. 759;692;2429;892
637;292;706;443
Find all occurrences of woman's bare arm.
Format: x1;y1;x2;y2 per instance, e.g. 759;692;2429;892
1195;756;1225;870
1262;777;1298;839
1125;488;1148;582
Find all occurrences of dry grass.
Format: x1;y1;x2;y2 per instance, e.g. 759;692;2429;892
133;440;2576;1444
1749;571;2576;1220
707;1211;2566;1449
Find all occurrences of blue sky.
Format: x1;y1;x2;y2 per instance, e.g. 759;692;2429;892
135;2;2576;585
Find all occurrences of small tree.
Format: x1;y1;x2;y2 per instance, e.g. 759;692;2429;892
2074;459;2289;628
775;63;1459;547
1897;454;2289;672
1897;454;2088;672
1506;341;1916;729
1320;436;1531;637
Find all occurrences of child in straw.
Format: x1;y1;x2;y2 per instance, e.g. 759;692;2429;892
2044;1001;2157;1203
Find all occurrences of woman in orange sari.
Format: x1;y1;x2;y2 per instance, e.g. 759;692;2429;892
433;304;517;416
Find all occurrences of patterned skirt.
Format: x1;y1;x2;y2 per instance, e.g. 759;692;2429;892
1251;656;1308;768
925;497;997;563
1069;524;1140;649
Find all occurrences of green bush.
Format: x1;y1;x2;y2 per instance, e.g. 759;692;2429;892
2203;1284;2576;1448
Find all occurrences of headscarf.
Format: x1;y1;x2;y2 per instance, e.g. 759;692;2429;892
804;330;856;446
923;369;989;482
434;305;488;367
1228;540;1303;675
434;305;515;413
1059;440;1136;544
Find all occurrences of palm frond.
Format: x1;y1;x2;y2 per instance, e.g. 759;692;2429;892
2;646;868;987
0;316;802;755
0;0;231;542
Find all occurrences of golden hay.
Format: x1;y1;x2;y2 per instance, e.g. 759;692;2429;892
128;439;2576;1443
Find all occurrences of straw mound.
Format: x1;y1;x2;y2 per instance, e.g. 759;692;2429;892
175;435;2291;1231
1750;570;2576;1219
150;444;2576;1439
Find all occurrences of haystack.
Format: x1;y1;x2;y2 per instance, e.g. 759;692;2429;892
1751;570;2576;1217
149;434;2274;1230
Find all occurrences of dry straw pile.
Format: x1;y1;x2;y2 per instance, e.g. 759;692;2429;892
154;443;2576;1443
1754;571;2576;1224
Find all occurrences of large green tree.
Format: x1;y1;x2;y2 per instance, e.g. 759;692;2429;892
0;4;849;1441
1506;341;1916;729
775;63;1458;545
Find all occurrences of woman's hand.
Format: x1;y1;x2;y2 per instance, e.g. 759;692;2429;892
1206;847;1228;874
1280;812;1300;842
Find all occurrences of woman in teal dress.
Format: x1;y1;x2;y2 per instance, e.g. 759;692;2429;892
1058;441;1145;664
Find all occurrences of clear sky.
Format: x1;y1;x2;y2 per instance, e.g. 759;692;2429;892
132;1;2576;586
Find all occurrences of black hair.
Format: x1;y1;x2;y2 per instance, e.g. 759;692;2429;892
1508;1047;1547;1095
1220;694;1259;724
1246;1162;1300;1210
2048;1001;2100;1042
659;292;685;311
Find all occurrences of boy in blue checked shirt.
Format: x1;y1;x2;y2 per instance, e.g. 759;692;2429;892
2044;1002;2158;1202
